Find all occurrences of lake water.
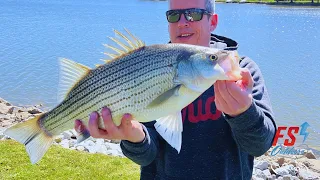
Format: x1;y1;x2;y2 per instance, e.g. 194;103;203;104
0;0;319;148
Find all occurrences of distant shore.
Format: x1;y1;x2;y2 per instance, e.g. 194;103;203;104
148;0;320;5
216;0;320;6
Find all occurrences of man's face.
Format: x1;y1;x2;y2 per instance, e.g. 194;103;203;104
168;0;217;47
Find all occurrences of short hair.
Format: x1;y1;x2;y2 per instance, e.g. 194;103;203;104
169;0;215;14
205;0;215;14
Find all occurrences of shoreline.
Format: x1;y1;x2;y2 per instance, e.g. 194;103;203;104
1;97;319;179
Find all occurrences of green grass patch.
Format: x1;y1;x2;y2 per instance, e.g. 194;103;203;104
0;140;140;180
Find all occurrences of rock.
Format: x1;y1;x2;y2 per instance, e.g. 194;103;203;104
254;169;267;179
277;157;285;166
110;139;121;144
86;145;98;153
59;139;70;149
6;107;14;114
304;150;316;159
0;114;11;121
62;131;73;140
298;168;320;180
282;175;292;180
107;149;122;157
0;98;11;106
54;137;62;143
274;165;296;176
96;144;109;154
1;120;13;127
69;139;77;147
255;160;269;170
289;160;297;167
271;162;280;169
274;166;289;176
27;108;42;114
0;104;11;114
76;146;85;151
252;176;264;180
266;175;275;180
96;139;104;145
84;140;95;147
302;160;311;168
16;112;31;120
262;169;271;177
268;175;276;180
106;142;122;152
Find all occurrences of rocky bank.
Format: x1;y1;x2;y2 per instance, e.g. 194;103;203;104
1;97;319;179
0;97;123;157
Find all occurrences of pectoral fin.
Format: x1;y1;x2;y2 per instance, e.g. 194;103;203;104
154;111;183;153
147;85;181;108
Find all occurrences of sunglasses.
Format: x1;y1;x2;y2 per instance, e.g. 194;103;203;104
166;8;212;23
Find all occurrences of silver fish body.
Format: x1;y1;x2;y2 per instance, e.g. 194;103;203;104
4;30;241;164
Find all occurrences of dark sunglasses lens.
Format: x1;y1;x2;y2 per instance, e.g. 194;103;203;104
186;10;203;21
167;12;180;23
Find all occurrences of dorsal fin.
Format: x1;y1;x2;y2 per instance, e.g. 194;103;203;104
102;29;145;62
58;58;91;103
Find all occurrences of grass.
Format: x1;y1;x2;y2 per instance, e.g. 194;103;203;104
0;140;140;180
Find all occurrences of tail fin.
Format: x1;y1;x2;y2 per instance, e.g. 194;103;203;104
3;115;53;164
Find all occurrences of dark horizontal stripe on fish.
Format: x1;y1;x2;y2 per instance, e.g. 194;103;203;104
47;50;172;122
50;53;175;121
46;64;175;130
47;67;171;130
66;48;174;100
49;76;168;131
53;49;175;118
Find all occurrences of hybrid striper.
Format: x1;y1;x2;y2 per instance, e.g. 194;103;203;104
4;29;242;164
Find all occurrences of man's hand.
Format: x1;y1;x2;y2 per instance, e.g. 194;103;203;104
214;68;254;117
74;107;145;143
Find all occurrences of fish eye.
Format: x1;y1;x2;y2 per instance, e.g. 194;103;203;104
209;55;217;61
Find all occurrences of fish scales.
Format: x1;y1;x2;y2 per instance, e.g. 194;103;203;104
44;46;182;133
46;47;178;131
47;47;176;121
4;30;242;164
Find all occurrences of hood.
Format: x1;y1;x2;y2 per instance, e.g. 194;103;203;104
210;34;238;51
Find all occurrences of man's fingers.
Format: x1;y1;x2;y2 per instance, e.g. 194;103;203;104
214;83;230;112
121;113;133;129
101;107;118;135
216;80;238;110
74;119;87;134
224;81;247;103
239;68;253;91
88;111;107;137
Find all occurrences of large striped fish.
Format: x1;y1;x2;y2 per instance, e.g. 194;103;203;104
4;30;242;164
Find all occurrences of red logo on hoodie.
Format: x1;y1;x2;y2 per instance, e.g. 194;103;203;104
182;96;222;123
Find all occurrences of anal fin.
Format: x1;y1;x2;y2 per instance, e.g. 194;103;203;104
154;112;183;153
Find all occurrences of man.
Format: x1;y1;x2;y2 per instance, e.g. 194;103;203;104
74;0;276;179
